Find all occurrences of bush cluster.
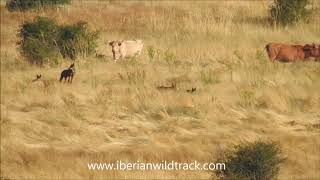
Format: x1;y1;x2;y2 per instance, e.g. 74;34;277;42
270;0;312;25
57;22;98;60
19;17;60;65
216;141;285;180
18;17;98;65
6;0;70;11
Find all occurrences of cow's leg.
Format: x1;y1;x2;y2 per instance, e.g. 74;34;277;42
120;52;125;61
270;53;277;63
137;49;142;56
271;55;278;68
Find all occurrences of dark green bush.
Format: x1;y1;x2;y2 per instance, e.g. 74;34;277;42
6;0;70;11
216;141;285;180
18;17;60;65
270;0;312;25
57;21;99;60
19;16;59;40
21;38;60;65
18;17;98;64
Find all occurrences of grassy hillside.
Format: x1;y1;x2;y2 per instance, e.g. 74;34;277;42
1;1;320;179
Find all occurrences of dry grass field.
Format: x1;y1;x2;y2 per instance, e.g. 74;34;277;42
1;0;320;179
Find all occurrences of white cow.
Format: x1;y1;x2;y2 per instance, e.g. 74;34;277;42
108;40;143;61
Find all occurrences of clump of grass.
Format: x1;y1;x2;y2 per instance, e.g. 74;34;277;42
200;69;220;85
255;50;267;64
16;81;28;94
238;90;255;108
94;87;113;105
147;46;156;62
217;59;236;82
120;57;139;67
166;106;201;118
61;93;77;107
249;78;267;89
119;68;146;84
124;88;161;114
164;50;179;65
288;97;311;112
40;79;57;93
233;50;243;60
6;0;70;11
216;141;285;180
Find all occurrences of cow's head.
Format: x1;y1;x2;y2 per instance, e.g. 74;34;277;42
108;40;123;60
304;43;320;58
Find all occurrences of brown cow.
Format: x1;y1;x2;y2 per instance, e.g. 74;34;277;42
265;43;317;62
304;43;320;58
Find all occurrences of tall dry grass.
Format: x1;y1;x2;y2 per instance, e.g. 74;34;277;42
1;1;320;179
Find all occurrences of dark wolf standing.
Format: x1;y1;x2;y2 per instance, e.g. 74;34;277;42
60;63;75;83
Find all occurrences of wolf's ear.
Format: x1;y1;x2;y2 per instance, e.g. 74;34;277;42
108;41;114;46
69;63;74;68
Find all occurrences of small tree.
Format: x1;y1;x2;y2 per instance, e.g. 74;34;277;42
270;0;312;25
18;17;60;65
18;17;99;65
216;141;285;180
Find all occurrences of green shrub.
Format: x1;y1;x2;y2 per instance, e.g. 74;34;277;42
19;16;59;40
57;21;99;60
18;17;60;65
18;17;98;64
6;0;70;11
269;0;312;25
125;68;146;84
217;141;285;180
164;50;178;65
147;46;156;62
21;38;60;65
